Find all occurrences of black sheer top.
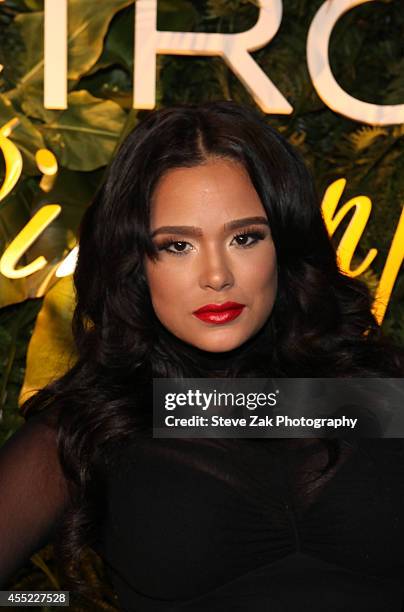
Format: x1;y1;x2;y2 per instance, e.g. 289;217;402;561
1;333;404;611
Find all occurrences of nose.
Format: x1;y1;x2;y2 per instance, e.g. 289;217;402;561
198;245;234;291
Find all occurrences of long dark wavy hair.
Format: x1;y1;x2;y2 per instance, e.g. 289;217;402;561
22;101;404;593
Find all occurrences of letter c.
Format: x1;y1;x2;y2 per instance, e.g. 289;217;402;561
307;0;404;125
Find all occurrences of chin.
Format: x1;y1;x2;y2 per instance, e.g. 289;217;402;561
194;337;244;353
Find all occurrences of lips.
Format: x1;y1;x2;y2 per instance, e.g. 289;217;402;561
193;301;245;324
194;301;245;313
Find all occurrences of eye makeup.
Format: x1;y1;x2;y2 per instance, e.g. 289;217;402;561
155;226;269;256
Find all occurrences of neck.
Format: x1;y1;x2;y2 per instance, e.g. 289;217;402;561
155;319;271;375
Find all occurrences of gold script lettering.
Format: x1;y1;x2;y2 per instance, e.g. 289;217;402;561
321;179;403;324
321;178;377;276
373;207;404;324
0;205;61;278
0;119;23;202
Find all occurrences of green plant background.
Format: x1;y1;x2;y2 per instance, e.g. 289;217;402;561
0;0;403;607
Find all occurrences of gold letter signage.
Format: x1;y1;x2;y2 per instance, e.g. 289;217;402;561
40;0;403;125
44;0;67;109
134;0;291;114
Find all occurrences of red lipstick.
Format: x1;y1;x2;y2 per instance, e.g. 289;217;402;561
193;301;245;324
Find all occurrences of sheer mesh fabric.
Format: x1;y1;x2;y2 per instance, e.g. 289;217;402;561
0;408;70;587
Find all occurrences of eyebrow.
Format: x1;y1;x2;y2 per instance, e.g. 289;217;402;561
150;216;269;238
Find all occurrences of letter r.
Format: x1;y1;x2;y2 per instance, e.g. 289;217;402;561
134;0;292;114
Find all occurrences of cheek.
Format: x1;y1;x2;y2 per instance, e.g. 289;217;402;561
240;247;278;300
255;269;278;311
145;260;188;319
253;263;278;322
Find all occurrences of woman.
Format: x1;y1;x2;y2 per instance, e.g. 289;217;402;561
0;101;403;611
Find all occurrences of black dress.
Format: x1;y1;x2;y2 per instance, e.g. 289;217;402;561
96;435;404;611
1;335;404;611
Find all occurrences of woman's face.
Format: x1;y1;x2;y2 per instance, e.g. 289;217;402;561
145;159;277;352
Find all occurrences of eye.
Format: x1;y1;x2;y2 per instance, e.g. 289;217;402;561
230;229;267;248
155;227;268;256
158;239;193;256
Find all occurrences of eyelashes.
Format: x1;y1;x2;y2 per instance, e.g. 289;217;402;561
156;227;268;257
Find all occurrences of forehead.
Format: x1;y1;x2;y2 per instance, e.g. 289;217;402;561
150;159;265;227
